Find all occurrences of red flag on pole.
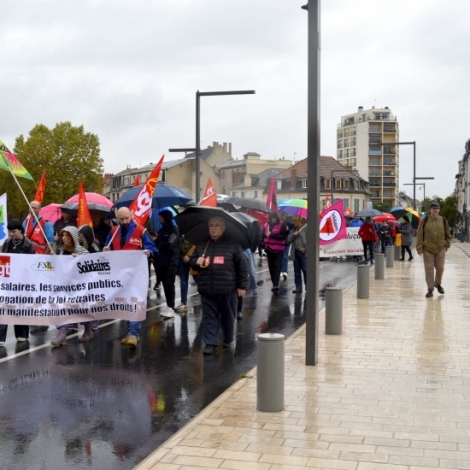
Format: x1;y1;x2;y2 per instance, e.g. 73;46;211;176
266;177;278;213
34;170;46;204
133;174;140;187
129;155;164;225
199;178;217;207
77;181;93;227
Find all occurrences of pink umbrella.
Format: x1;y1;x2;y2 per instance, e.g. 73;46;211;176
39;203;63;225
64;192;112;208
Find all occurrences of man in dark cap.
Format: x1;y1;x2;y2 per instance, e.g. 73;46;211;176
155;210;180;318
0;220;36;345
416;201;452;298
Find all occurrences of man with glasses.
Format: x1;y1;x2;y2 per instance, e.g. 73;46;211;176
190;216;248;356
416;201;451;298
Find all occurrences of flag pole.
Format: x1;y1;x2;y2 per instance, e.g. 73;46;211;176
7;166;53;253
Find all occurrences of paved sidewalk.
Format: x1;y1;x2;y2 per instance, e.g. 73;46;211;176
135;243;470;470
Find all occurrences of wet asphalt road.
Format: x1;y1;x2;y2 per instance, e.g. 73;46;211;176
0;256;357;470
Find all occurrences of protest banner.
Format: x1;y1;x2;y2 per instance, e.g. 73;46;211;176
319;227;363;257
0;251;148;325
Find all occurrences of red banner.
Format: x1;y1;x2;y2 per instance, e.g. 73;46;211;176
199;178;217;207
77;181;93;227
129;155;164;225
266;178;278;213
34;170;46;204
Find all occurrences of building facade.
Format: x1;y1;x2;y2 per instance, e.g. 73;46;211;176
337;106;399;207
273;156;371;212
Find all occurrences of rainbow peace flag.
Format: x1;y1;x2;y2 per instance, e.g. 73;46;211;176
0;140;34;180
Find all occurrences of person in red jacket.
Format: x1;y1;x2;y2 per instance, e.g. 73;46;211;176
358;216;377;265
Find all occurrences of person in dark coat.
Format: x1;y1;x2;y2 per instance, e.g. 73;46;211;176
398;215;414;262
190;216;248;356
155;210;180;318
0;220;36;345
78;225;101;253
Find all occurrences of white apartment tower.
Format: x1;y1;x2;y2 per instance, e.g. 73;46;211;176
337;106;399;206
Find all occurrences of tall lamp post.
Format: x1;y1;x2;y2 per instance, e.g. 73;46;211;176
404;183;425;209
169;89;255;203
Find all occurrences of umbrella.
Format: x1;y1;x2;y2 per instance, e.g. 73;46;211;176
174;206;251;250
278;199;308;217
373;213;395;223
39;203;63;225
390;207;420;229
356;208;381;217
224;196;271;213
60;192;114;218
229;212;262;250
114;184;192;211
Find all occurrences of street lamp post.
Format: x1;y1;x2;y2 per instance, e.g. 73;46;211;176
404;182;425;208
378;141;416;209
195;90;255;202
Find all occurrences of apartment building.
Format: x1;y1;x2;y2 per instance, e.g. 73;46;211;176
337;106;400;207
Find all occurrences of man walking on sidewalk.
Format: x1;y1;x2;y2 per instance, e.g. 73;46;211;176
416;201;452;298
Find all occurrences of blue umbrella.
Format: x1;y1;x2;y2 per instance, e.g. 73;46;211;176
114;184;192;210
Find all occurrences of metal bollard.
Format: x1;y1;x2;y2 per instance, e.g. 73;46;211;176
386;245;394;268
257;333;285;412
325;287;343;334
357;265;370;299
394;246;401;261
374;253;385;280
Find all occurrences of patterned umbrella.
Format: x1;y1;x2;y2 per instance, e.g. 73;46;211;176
278;199;308;217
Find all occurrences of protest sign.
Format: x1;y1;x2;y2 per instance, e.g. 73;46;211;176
319;227;363;257
0;251;148;325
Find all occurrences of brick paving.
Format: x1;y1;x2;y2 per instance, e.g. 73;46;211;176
135;243;470;470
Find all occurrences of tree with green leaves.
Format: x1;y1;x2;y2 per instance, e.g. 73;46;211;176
0;122;103;219
373;201;392;213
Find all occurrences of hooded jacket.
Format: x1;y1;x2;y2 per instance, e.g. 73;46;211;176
155;211;180;267
78;225;101;253
59;226;89;255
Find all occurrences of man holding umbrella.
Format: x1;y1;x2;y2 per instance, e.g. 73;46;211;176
190;216;248;356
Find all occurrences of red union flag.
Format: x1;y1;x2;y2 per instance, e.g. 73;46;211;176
199;178;217;207
129;155;164;225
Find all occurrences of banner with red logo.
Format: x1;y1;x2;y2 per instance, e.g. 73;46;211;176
319;199;347;246
129;155;164;225
0;251;148;325
319;227;363;257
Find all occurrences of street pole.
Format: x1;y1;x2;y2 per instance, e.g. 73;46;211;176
304;0;320;366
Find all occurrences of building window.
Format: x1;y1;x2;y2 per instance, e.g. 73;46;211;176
335;179;341;190
232;191;238;197
222;170;226;180
343;198;350;209
241;191;247;198
276;180;282;190
354;198;360;212
254;190;258;198
324;179;330;189
302;179;307;189
344;180;349;189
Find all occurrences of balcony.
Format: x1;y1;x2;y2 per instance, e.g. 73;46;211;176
383;160;396;165
384;126;396;132
369;149;382;155
369;159;380;166
383;171;395;177
383;182;396;187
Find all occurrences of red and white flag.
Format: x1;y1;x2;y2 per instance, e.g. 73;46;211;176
199;178;217;207
129;155;164;225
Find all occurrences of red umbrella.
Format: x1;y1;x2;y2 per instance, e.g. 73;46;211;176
64;192;112;208
60;192;114;218
373;213;395;223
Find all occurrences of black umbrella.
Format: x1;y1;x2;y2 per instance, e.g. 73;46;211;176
356;208;382;218
224;197;271;213
229;212;262;251
174;206;251;250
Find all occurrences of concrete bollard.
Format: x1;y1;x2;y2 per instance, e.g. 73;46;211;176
325;287;343;335
374;253;385;280
394;246;401;261
357;265;370;299
386;245;394;268
257;333;285;412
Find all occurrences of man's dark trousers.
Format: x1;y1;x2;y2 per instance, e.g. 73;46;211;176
200;292;238;346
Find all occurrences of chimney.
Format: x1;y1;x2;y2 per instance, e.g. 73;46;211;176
291;168;297;189
223;142;227;153
213;141;219;148
358;106;363;112
228;143;232;155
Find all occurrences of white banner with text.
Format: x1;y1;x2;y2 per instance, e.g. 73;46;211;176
0;251;148;325
319;227;365;257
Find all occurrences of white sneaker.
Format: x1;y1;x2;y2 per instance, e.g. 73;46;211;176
174;304;188;313
282;272;288;280
0;341;4;346
161;310;175;319
16;337;28;342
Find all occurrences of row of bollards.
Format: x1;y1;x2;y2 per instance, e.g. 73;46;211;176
257;246;400;412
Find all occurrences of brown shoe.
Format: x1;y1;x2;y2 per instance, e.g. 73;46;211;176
435;285;445;294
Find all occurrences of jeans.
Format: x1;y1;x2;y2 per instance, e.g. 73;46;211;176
178;259;190;305
243;249;257;291
266;250;283;287
156;265;178;309
127;321;141;337
282;246;290;273
0;324;29;342
293;251;307;290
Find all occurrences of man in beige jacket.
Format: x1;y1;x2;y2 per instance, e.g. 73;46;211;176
416;201;452;298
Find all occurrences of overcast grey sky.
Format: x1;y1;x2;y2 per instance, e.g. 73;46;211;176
1;0;467;198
